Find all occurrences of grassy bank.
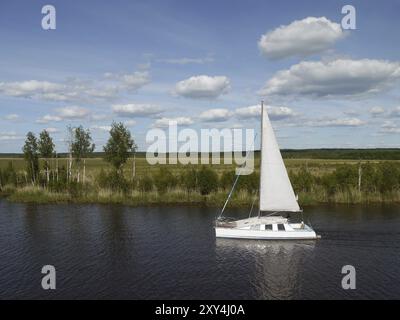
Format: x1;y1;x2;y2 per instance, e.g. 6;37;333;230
1;155;400;207
3;184;400;208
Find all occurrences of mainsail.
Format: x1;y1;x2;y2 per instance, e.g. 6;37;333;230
259;104;300;212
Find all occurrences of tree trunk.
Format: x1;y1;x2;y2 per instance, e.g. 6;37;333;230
31;160;35;185
69;151;72;182
83;159;86;184
46;159;50;183
132;154;136;181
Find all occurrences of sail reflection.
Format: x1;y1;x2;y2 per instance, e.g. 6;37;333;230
215;239;315;299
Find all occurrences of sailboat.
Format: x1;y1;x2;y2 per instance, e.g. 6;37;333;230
215;102;320;240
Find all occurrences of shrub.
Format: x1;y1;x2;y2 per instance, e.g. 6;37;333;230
153;168;177;194
197;166;218;195
138;175;153;193
180;167;198;194
291;168;313;193
96;169;130;193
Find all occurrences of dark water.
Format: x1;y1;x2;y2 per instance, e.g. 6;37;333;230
0;199;399;300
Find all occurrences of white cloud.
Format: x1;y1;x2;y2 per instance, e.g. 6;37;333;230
235;105;296;120
370;106;385;117
199;108;232;122
36;115;63;124
306;117;366;127
0;131;23;141
119;71;150;91
0;80;64;97
380;121;400;134
0;70;150;103
57;106;90;119
153;117;193;128
258;17;345;59
123;120;137;126
45;127;59;133
91;125;112;132
175;75;230;99
4;114;19;121
389;106;400;117
36;106;90;124
112;103;163;117
158;57;214;65
259;59;400;98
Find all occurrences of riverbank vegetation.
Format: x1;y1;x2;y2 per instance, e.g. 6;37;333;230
0;123;399;207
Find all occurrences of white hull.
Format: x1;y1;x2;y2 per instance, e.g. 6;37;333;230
215;217;319;240
215;225;317;240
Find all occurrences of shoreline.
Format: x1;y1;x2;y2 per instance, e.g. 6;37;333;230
2;186;400;208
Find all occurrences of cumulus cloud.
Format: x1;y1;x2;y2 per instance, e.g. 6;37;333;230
389;106;400;117
118;71;150;91
112;103;163;117
306;117;366;127
158;57;214;65
175;75;230;99
0;70;150;103
91;125;112;132
4;114;19;121
380;121;400;134
36;115;63;124
199;108;232;122
259;59;400;98
45;127;59;133
370;106;385;117
0;131;23;141
36;106;90;124
0;80;64;98
57;106;90;119
235;105;296;120
153;117;193;128
123;120;137;126
258;17;345;59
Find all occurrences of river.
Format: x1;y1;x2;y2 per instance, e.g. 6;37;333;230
0;200;399;299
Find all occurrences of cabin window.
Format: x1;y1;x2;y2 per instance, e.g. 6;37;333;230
278;224;285;231
250;224;260;230
265;225;272;230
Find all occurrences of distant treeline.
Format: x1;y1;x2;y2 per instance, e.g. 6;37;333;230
1;148;400;160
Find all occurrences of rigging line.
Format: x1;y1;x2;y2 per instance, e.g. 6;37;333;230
248;190;258;218
217;133;258;220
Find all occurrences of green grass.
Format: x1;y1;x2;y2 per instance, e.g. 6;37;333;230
1;155;400;207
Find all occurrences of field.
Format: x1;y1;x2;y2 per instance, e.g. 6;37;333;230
1;151;400;207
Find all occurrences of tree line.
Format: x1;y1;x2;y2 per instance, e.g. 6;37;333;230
21;122;137;187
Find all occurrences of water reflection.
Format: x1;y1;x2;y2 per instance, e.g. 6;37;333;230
215;239;315;299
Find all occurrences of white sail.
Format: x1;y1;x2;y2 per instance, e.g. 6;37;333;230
259;104;300;212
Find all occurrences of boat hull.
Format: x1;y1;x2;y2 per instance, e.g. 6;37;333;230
215;225;318;240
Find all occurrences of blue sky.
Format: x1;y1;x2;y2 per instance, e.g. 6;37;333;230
0;0;399;152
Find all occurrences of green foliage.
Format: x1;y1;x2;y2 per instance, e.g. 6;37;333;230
240;172;259;193
71;126;95;163
180;167;198;194
138;175;153;193
198;166;218;195
38;130;55;159
96;168;131;193
376;162;400;193
334;165;358;190
103;122;136;171
22;132;39;183
152;168;177;194
291;168;314;193
220;170;235;190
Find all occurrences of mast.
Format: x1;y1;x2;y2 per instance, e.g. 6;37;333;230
258;101;264;218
